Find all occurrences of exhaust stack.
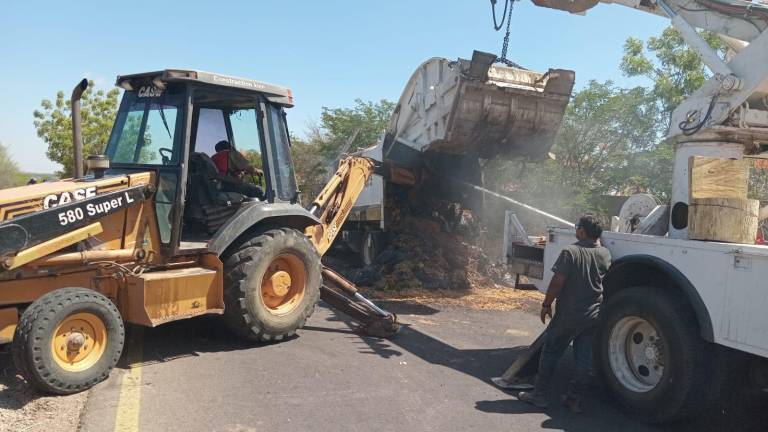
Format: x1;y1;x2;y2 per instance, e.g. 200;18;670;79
71;79;89;179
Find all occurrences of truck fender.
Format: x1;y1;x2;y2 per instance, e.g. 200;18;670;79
603;254;714;342
208;202;320;256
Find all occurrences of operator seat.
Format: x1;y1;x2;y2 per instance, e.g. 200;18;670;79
184;152;245;234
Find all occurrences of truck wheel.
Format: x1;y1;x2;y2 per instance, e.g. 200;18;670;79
11;288;125;394
597;286;712;422
223;228;321;342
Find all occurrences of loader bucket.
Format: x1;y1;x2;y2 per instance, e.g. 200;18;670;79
383;51;574;164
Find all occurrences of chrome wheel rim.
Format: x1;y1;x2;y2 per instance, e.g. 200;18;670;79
608;316;665;392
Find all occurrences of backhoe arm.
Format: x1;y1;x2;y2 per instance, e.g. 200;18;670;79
303;156;400;338
305;156;376;256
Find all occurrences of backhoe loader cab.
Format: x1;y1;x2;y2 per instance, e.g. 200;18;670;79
105;69;309;250
0;71;328;394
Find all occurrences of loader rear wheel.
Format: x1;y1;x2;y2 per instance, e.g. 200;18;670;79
11;288;125;394
223;228;321;342
597;286;713;422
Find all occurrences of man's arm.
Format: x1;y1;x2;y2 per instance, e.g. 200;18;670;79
231;150;261;175
540;272;566;324
541;248;572;324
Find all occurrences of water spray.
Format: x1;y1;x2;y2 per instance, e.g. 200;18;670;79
456;180;574;227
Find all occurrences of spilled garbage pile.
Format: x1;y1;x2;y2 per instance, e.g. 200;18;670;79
337;189;512;291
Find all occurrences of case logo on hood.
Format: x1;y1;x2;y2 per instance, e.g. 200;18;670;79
43;187;97;209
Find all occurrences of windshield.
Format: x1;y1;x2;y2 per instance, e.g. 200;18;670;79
106;89;184;165
266;104;298;202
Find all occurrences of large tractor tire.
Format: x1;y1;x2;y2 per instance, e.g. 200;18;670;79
597;286;714;423
223;228;321;342
12;288;125;394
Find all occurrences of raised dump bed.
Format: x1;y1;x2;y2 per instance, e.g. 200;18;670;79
382;50;574;165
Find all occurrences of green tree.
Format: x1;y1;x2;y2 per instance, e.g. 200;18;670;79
33;82;120;176
318;99;395;159
554;81;661;193
621;26;723;117
0;142;22;189
288;99;394;203
618;26;724;199
290;133;329;203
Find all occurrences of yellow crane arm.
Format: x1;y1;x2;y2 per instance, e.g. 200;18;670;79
304;156;376;256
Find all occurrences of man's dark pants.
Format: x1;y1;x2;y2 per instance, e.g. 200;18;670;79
534;316;597;397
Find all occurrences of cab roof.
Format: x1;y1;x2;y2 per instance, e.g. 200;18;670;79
115;69;294;107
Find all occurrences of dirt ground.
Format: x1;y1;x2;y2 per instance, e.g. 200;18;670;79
0;346;87;432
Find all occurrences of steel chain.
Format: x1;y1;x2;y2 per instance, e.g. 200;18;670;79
492;0;526;69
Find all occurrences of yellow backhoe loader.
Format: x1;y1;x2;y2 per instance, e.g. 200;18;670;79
0;71;396;394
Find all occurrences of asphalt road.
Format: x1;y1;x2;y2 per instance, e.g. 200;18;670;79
80;301;767;432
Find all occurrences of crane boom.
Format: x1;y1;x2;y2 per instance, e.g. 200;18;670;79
533;0;768;146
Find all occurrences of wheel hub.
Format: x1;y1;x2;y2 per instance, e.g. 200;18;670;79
644;345;658;361
268;271;292;297
609;316;665;392
51;313;107;372
259;254;307;316
66;332;86;352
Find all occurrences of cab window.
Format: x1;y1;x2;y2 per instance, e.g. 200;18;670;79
266;104;298;202
194;108;228;155
229;108;263;173
107;91;182;165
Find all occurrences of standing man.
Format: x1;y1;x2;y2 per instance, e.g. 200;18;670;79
517;214;611;412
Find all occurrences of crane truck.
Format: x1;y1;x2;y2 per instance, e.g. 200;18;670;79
500;0;768;423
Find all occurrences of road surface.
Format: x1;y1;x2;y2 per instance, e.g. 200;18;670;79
79;301;766;432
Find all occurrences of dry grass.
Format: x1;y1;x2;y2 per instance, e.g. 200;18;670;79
370;285;544;313
0;347;87;432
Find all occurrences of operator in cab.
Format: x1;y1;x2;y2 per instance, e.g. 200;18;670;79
211;140;264;198
517;214;611;413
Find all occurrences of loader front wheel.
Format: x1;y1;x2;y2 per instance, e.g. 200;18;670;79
223;228;321;342
12;288;125;394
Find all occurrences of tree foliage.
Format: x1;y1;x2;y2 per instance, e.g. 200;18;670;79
290;133;329;203
33;82;120;176
0;142;22;189
290;99;395;202
317;99;395;159
621;27;723;117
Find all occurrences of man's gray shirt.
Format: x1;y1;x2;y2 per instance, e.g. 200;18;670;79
550;239;611;324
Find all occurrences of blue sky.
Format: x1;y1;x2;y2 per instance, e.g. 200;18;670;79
0;1;666;173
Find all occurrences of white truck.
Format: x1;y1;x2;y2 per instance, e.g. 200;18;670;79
503;0;768;422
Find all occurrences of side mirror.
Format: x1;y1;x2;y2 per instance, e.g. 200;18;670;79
87;155;110;179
